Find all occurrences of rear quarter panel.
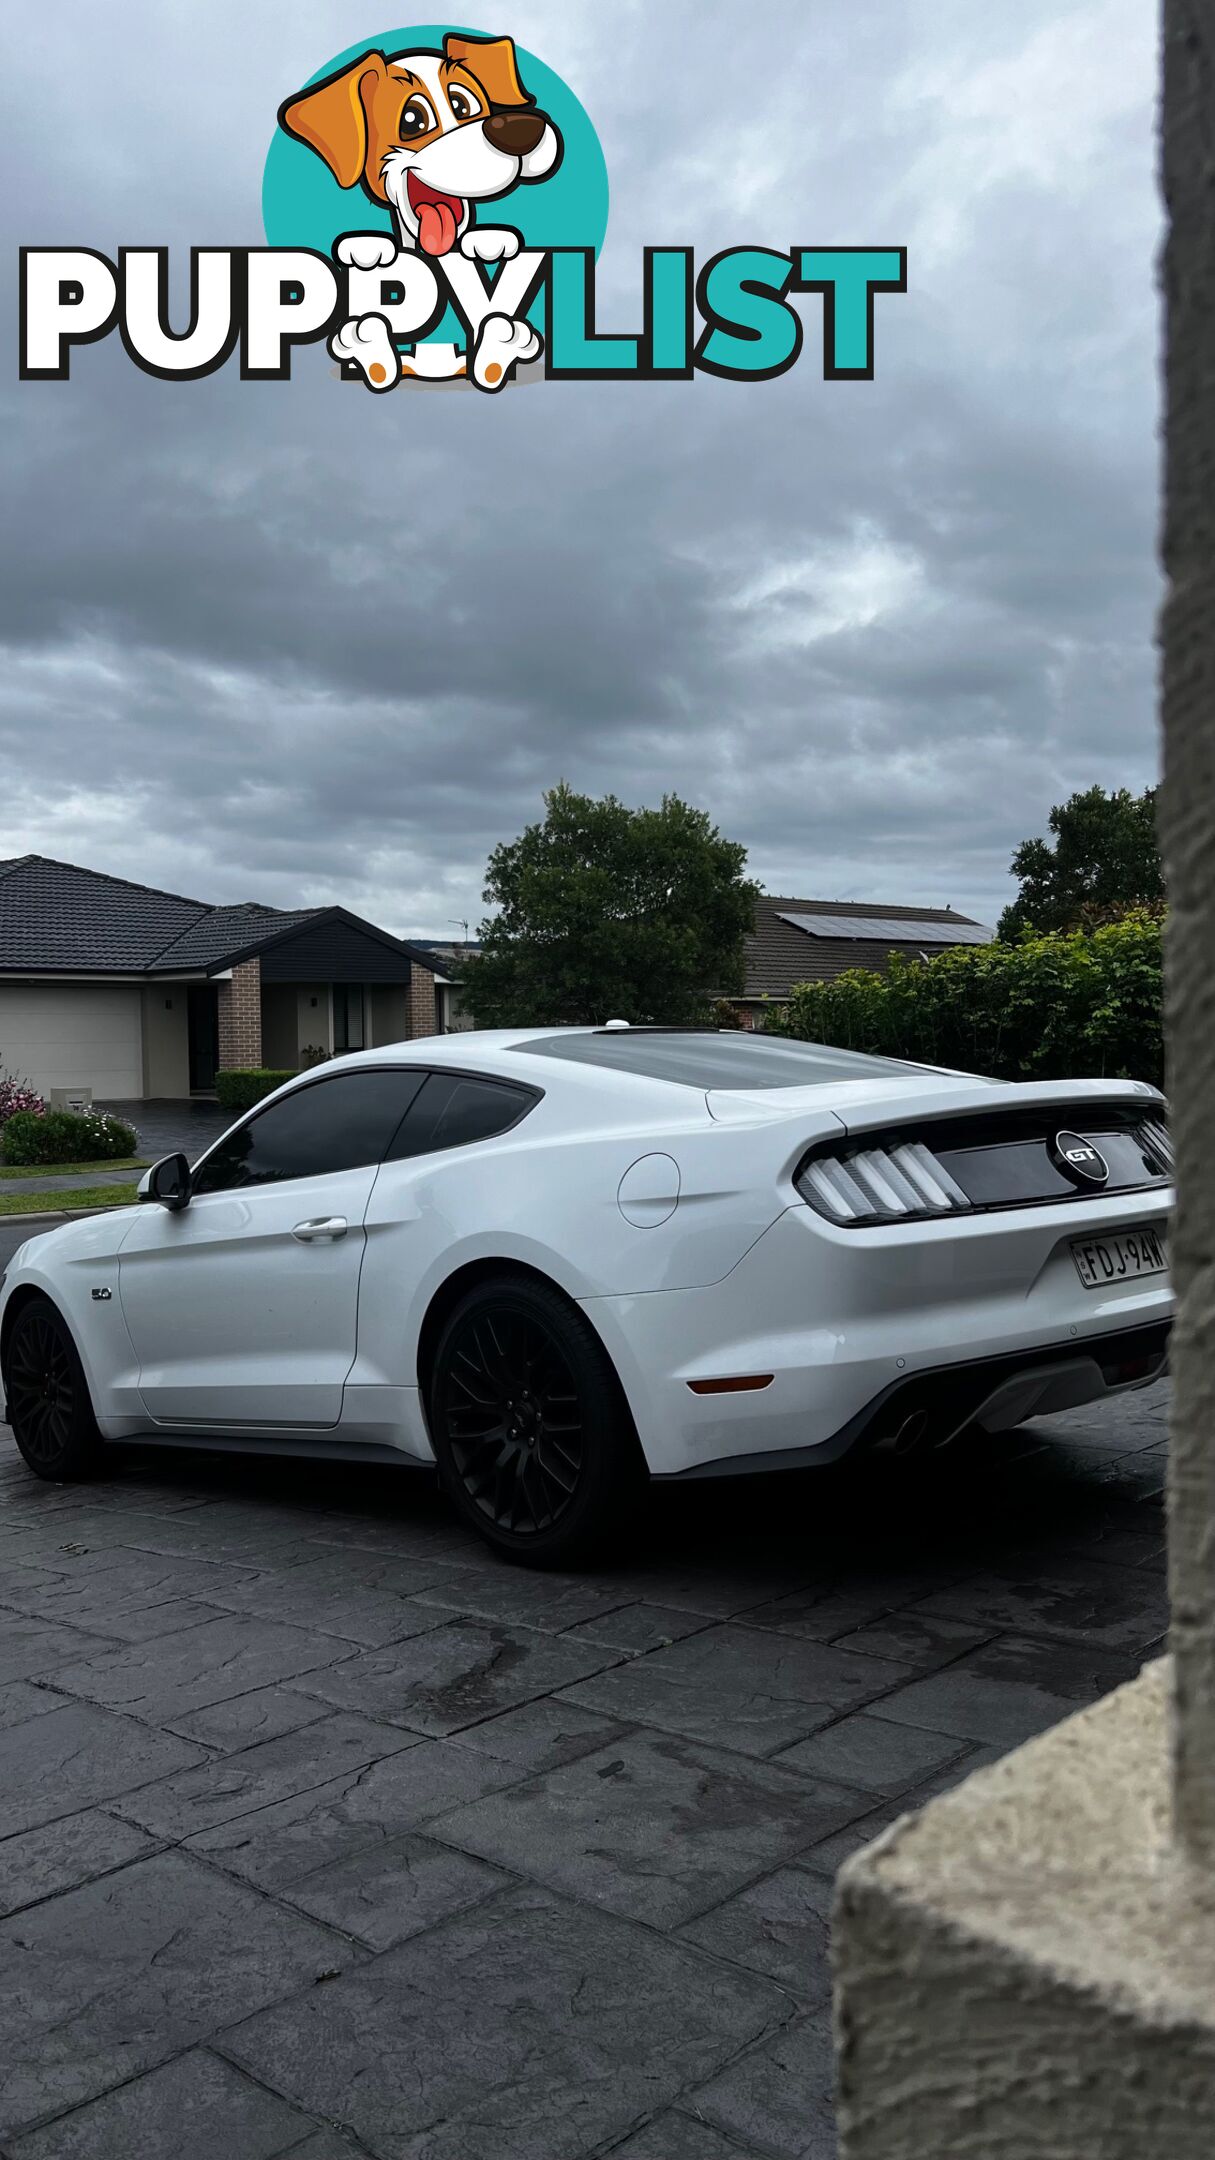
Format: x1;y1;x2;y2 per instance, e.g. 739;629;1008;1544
351;1099;846;1392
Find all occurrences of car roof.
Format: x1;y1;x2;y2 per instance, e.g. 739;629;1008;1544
307;1027;928;1102
261;1028;688;1119
306;1027;669;1089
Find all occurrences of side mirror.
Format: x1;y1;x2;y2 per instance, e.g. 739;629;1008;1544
139;1153;191;1211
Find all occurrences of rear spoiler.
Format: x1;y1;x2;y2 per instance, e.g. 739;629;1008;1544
705;1074;1163;1132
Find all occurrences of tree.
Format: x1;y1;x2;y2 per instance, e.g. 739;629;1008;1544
460;784;759;1027
997;785;1163;940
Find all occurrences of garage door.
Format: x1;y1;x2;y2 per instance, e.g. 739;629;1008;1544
0;984;143;1099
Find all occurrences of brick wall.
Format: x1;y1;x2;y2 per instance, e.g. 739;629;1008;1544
217;958;262;1069
406;964;437;1039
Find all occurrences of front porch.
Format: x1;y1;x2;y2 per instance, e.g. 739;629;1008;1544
142;970;423;1096
150;927;438;1097
190;961;431;1091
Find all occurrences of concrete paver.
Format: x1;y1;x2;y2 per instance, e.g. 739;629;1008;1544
0;1361;1170;2156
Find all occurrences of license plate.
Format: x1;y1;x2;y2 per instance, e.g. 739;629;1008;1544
1070;1226;1168;1290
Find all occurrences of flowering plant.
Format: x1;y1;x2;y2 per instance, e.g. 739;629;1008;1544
0;1062;45;1133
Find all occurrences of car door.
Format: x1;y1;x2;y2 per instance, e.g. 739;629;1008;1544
353;1068;545;1394
117;1067;424;1430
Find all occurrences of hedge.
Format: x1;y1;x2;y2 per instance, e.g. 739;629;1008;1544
767;910;1164;1088
2;1108;139;1166
214;1069;296;1113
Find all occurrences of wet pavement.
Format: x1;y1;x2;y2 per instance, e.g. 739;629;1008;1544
96;1099;232;1163
0;1370;1169;2158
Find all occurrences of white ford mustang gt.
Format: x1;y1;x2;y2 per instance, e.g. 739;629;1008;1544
0;1027;1173;1563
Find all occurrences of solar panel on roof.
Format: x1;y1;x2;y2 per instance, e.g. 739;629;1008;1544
777;912;993;946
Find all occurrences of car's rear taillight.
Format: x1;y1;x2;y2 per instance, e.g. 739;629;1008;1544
796;1106;1172;1228
797;1141;970;1225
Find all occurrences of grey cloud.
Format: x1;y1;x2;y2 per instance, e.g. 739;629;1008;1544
0;0;1161;937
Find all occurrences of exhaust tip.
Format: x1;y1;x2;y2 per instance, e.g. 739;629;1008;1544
892;1408;930;1457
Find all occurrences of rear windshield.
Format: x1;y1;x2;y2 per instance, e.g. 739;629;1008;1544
517;1031;928;1090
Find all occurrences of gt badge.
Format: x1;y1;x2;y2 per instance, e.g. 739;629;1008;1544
1051;1132;1109;1189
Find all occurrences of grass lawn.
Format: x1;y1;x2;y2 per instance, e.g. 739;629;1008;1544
0;1183;139;1216
0;1158;148;1180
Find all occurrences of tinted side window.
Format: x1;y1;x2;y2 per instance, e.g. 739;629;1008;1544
193;1070;426;1193
385;1073;536;1162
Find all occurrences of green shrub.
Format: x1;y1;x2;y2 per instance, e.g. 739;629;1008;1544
2;1108;138;1165
214;1069;296;1113
768;910;1164;1088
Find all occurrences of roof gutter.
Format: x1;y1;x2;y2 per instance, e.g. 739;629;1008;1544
0;969;214;985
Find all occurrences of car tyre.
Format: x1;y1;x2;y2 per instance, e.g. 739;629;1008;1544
428;1273;642;1567
3;1297;105;1482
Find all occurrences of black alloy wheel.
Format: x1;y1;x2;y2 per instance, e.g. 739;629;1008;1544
430;1275;640;1565
443;1308;583;1534
4;1298;104;1480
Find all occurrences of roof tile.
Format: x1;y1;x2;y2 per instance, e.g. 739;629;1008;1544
0;858;403;976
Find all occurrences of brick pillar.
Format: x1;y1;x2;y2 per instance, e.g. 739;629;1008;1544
1161;0;1215;1864
406;964;436;1039
216;958;262;1070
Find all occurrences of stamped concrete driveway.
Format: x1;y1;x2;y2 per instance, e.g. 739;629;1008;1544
96;1100;233;1161
0;1322;1168;2160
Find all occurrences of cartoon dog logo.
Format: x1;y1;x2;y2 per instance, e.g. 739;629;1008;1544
279;32;562;391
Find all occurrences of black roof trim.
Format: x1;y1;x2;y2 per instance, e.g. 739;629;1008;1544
208;905;438;977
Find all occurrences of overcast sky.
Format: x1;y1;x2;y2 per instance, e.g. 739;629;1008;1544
2;1;1160;937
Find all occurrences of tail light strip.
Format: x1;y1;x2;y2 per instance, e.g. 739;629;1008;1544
799;1142;970;1224
797;1112;1171;1228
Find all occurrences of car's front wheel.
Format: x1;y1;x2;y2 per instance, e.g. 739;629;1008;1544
3;1297;105;1481
428;1274;641;1566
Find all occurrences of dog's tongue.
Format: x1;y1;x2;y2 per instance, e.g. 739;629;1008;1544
417;199;459;257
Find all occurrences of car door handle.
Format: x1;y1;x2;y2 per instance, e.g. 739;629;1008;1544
292;1217;348;1242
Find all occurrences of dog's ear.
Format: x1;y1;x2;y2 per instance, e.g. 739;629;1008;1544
443;33;533;109
279;52;388;187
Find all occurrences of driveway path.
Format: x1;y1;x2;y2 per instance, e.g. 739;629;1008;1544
0;1369;1169;2158
96;1099;232;1161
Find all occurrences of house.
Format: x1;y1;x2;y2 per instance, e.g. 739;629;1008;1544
734;895;993;1027
400;907;994;1033
0;856;443;1101
407;940;483;1034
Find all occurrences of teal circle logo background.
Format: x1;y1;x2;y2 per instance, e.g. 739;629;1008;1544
262;26;608;348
